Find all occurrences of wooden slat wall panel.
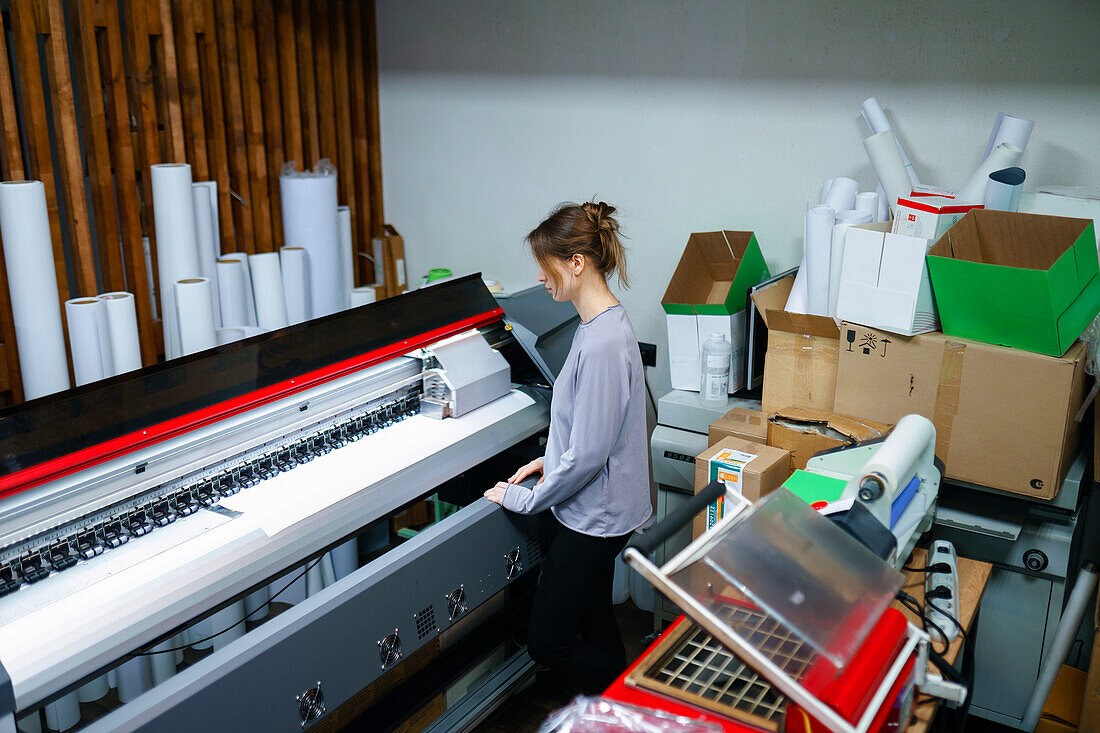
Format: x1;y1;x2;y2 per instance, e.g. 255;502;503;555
0;0;384;404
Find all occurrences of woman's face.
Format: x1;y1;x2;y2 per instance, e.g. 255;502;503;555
537;256;577;302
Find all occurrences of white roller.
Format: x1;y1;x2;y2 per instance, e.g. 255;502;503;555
210;600;247;652
828;210;873;320
280;247;311;325
216;258;253;328
151;164;202;359
186;617;214;651
220;253;258;326
859;414;936;498
863;130;913;216
191;183;221;328
243;586;270;618
337;205;355;310
861;96;920;185
43;692;79;732
248;252;289;331
330;538;359;580
216;327;246;345
76;674;109;703
280;165;342;317
348;285;377;307
149;640;176;685
174;278;218;356
982;113;1035;160
822;177;859;214
116;656;152;703
855;191;880;222
64;298;109;386
98;292;142;375
803;205;834;317
957;142;1023;204
0;180;70;399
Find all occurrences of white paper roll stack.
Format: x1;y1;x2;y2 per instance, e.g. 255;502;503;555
280;164;342;318
0;180;71;399
337;205;355;310
151;164;202;359
280;247;311;325
249;252;289;331
174;278;218;356
349;285;377;307
99;292;143;375
64;298;113;386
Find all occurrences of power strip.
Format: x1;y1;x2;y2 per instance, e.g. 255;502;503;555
925;539;959;644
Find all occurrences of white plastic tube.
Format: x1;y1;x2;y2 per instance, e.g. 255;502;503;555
116;656;153;703
280;247;311;325
248;252;289;331
64;298;110;386
982;113;1034;160
151;164;202;359
861;96;920;185
984;167;1026;212
191;183;221;328
243;586;270;617
280;167;342;317
822;177;859;214
216;258;252;328
0;180;71;399
348;285;377;307
174;278;218;356
804;205;835;317
98;292;142;375
210;601;246;652
220;253;258;327
957;142;1023;204
149;640;177;685
863;130;912;216
77;674;110;703
337;205;355;310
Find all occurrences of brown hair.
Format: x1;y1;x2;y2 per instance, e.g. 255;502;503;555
526;201;629;288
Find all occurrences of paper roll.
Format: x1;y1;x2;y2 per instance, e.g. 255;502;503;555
818;178;834;205
77;674;110;702
116;656;153;703
210;600;247;652
18;710;42;733
0;181;71;399
44;692;80;732
280;247;311;325
65;298;110;386
272;566;308;606
142;236;158;321
856;192;880;222
151;164;202;359
172;633;185;665
957;142;1022;204
220;253;258;327
784;260;809;314
191;183;221;328
249;252;289;330
982;113;1034;160
804;206;834;317
331;538;359;580
98;292;142;375
306;560;326;597
174;278;218;356
320;553;337;587
984;167;1026;212
349;285;377;307
863;130;912;215
337;205;355;310
216;328;245;345
244;586;271;617
822;177;859;214
216;258;252;328
861;97;920;185
861;414;936;497
827;211;873;320
280;166;342;317
149;640;177;685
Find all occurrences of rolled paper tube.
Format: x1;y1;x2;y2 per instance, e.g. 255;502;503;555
804;205;835;317
248;252;289;331
210;601;246;652
861;96;919;185
984;167;1026;212
43;693;80;732
216;258;252;328
149;639;177;685
983;113;1034;160
280;246;312;325
77;675;109;703
216;328;246;345
337;205;355;310
99;292;142;375
191;183;222;328
863;130;912;216
822;177;858;214
116;656;153;703
65;298;108;386
280;167;342;317
330;538;359;580
957;142;1022;204
150;163;202;358
174;278;218;356
856;191;880;222
220;253;258;326
784;259;809;315
349;285;378;307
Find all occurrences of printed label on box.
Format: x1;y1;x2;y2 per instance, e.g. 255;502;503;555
706;449;756;530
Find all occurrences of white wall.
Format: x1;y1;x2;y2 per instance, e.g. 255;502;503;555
376;0;1100;393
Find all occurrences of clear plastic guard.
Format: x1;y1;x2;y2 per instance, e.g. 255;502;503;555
669;488;904;673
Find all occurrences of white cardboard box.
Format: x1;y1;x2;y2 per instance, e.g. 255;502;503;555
892;195;982;240
667;310;746;393
836;222;939;336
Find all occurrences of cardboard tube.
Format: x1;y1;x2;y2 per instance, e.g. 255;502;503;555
151;164;202;359
804;205;835;317
98;292;142;375
957;142;1022;204
280;246;312;325
863;130;912;215
174;278;218;356
248;252;289;331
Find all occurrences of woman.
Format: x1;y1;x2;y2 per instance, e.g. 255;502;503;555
483;201;651;693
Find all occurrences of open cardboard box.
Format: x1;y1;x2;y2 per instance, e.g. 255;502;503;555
663;231;769;393
766;406;890;470
928;211;1100;356
749;274;840;412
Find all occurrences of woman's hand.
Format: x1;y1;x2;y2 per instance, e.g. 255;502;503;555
508;457;545;485
484;482;509;505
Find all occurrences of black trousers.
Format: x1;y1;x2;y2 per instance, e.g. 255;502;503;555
526;518;633;694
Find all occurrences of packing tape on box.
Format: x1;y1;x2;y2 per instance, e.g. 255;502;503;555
932;341;966;462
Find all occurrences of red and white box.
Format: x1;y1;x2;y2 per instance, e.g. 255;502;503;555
892;195;982;240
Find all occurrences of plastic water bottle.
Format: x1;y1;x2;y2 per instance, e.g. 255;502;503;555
699;332;732;405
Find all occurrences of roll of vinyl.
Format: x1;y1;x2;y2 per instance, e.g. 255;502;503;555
863;130;912;216
306;560;326;597
151;164;202;359
44;692;79;732
216;328;245;345
860;414;936;498
818;178;834;205
142;236;158;320
280;167;342;317
337;205;355;310
191;183;221;328
172;634;185;665
983;113;1034;159
244;586;270;617
861;96;919;185
149;640;177;685
348;285;377;307
186;617;214;651
320;553;337;587
827;211;873;320
108;669;117;688
330;538;359;580
216;258;252;328
248;252;289;331
65;298;109;386
855;192;880;222
174;278;218;356
821;177;859;214
77;674;110;703
0;180;71;399
210;601;246;652
784;260;809;314
957;142;1022;204
984;167;1026;212
98;292;142;375
272;566;308;606
116;656;153;703
220;253;258;326
803;205;834;317
280;246;311;325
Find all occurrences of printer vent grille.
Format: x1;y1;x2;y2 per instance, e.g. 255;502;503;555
415;605;436;639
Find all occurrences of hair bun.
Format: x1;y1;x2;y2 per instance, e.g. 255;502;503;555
582;200;618;232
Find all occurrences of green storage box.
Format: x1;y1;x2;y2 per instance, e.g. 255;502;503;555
927;210;1100;356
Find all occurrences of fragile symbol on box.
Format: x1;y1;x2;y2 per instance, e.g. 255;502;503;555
845;328;891;356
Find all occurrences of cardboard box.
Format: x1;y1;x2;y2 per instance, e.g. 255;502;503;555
837;222;939;336
1020;186;1100;251
371;224;408;299
663;231;770;393
1035;665;1087;733
709;407;769;446
766;407;890;471
692;437;790;539
892;195;981;240
834;323;1087;499
927;210;1100;356
749;275;840;413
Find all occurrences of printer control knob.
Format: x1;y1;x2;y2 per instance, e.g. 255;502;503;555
858;474;886;502
1023;549;1048;572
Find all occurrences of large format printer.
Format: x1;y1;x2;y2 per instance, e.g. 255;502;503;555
0;276;573;732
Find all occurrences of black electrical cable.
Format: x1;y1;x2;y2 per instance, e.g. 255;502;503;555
895;590;950;656
925;585;970;645
902;562;953;574
132;555;323;657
